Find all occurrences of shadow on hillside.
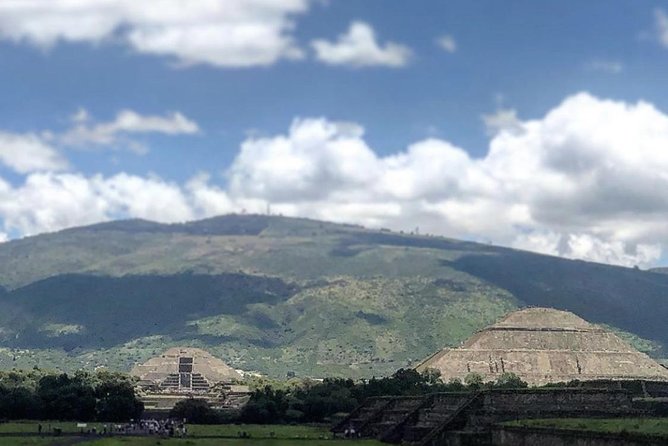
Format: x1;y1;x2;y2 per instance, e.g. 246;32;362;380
444;252;668;347
0;272;298;350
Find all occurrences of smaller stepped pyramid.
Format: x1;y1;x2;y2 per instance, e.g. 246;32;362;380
416;307;668;386
131;347;248;414
131;347;242;389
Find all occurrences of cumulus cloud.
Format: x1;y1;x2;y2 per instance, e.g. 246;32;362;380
481;109;523;136
0;0;309;68
0;132;68;173
0;172;206;236
311;21;412;67
223;93;668;267
655;8;668;48
435;35;457;53
186;173;236;217
59;108;199;152
3;93;668;268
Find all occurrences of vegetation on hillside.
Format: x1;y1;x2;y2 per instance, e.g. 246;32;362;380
0;214;666;377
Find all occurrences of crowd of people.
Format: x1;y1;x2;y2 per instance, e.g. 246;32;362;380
37;419;189;438
137;419;188;437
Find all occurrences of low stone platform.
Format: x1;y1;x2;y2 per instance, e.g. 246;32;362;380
334;387;652;446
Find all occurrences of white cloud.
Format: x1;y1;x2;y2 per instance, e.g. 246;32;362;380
435;35;457;53
60;109;199;152
224;93;668;267
0;173;111;235
186;173;236;217
0;172;198;236
311;21;412;67
585;59;623;74
71;108;90;124
4;93;668;268
481;109;523;136
228;118;375;201
0;0;310;68
655;8;668;48
0;132;68;173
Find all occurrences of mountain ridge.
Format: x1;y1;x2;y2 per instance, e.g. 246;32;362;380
0;214;666;378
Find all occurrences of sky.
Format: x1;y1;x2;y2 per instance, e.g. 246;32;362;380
2;1;668;268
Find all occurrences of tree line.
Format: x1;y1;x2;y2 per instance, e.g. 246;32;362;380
1;367;529;424
175;369;528;424
0;369;143;421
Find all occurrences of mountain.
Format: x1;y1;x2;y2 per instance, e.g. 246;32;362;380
0;214;666;378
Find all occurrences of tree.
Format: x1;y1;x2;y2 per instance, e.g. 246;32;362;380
0;385;40;419
37;374;96;421
494;372;528;389
240;386;289;424
170;399;218;424
95;372;144;421
464;373;484;390
446;378;466;391
292;379;357;422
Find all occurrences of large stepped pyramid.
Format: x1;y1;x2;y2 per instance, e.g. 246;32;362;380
416;307;668;386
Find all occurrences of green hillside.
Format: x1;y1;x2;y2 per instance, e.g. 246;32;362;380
0;214;666;378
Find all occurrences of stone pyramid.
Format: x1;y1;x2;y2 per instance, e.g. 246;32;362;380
131;347;241;388
416;307;668;386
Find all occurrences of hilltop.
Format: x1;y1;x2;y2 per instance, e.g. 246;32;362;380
0;214;666;378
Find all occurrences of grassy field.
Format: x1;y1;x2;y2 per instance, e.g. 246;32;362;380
0;439;71;446
0;439;382;446
0;422;332;438
80;439;383;446
0;421;117;434
186;424;331;438
0;422;383;446
505;418;668;437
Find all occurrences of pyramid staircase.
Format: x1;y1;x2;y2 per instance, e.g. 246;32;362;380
363;396;425;438
159;373;210;391
380;392;478;445
190;373;210;391
331;397;393;435
160;373;180;389
332;396;432;439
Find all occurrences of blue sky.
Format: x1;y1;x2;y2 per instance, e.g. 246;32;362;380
1;0;668;268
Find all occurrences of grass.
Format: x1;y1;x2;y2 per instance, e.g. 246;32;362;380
0;439;70;446
0;422;331;439
186;424;331;438
80;439;383;446
505;418;668;437
0;421;111;434
0;438;382;446
0;423;383;446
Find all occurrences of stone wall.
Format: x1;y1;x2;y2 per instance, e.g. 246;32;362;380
333;388;653;445
464;389;637;431
491;426;667;446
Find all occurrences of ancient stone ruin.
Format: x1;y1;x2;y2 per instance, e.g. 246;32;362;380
131;347;249;414
416;307;668;386
333;386;665;446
